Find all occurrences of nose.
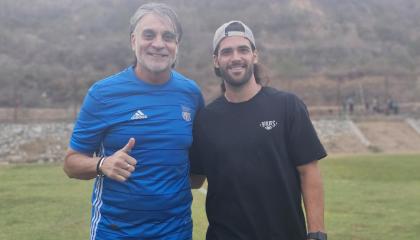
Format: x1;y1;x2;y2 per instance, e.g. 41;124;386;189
151;35;165;49
229;50;243;65
231;50;242;60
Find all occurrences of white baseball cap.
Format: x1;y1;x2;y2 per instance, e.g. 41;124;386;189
213;20;256;54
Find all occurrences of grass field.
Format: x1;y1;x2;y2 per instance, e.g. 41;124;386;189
0;154;419;240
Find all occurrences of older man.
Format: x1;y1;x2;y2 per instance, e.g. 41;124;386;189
63;3;203;239
190;21;327;240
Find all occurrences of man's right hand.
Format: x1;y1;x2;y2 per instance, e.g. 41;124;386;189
100;138;137;182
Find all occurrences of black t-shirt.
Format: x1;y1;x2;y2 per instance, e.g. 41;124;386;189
190;87;327;240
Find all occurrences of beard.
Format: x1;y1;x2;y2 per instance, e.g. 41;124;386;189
139;54;176;74
219;63;254;88
137;47;178;74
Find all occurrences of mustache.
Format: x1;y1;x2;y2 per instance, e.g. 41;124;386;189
147;50;170;55
228;62;247;68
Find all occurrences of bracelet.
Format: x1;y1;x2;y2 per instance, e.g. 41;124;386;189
307;231;327;240
96;156;106;177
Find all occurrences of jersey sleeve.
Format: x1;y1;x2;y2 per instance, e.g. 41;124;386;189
69;85;109;155
287;95;327;166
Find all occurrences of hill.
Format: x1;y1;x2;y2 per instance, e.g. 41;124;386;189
1;0;419;107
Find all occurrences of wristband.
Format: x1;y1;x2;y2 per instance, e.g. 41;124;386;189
307;231;327;240
96;157;106;177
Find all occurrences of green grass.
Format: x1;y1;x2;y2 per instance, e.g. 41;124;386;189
0;154;419;239
322;154;420;240
0;164;91;240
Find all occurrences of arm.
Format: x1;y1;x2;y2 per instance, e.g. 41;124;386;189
63;148;99;180
297;160;325;233
63;138;137;182
189;107;206;190
190;174;206;189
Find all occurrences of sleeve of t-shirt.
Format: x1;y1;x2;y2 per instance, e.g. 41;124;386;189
287;95;327;166
197;91;205;110
69;85;109;155
189;110;205;175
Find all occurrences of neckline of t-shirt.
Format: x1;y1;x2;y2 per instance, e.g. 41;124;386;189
127;66;174;88
223;86;265;105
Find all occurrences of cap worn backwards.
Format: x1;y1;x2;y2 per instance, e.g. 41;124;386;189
213;20;256;54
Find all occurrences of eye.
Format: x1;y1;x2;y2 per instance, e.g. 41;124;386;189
142;30;156;40
220;48;233;56
162;31;177;42
238;46;251;54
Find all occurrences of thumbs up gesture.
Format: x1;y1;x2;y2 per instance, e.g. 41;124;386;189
99;138;137;182
121;137;135;153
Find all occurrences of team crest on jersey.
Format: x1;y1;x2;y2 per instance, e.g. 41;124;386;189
260;120;277;130
181;105;192;122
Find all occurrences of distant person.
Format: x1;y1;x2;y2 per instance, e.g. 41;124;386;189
345;96;354;115
63;3;203;239
364;101;370;113
190;21;327;240
393;100;399;114
386;97;399;115
372;97;380;113
346;96;354;114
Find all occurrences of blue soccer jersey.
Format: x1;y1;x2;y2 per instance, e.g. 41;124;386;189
70;66;204;240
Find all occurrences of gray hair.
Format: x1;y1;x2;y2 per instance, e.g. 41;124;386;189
129;2;183;43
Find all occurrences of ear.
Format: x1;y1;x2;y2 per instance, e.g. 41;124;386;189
174;44;179;56
172;45;179;65
130;33;136;51
253;49;258;64
213;54;220;68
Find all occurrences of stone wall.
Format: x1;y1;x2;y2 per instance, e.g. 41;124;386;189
1;118;419;164
1;121;351;164
312;119;354;142
0;123;73;164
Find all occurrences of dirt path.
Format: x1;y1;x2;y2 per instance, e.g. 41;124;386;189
356;120;420;153
322;133;369;154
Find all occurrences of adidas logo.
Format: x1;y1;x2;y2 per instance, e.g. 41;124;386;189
131;110;148;120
